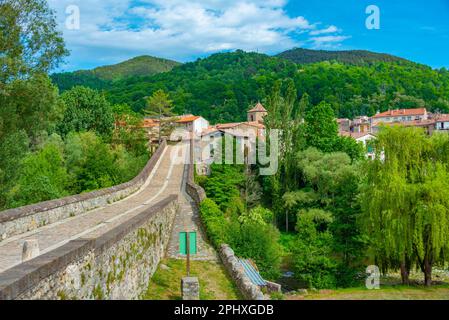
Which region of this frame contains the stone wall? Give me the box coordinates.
[0,195,179,300]
[218,244,266,300]
[0,140,167,242]
[185,139,206,205]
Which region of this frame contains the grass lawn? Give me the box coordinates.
[286,285,449,300]
[143,259,242,300]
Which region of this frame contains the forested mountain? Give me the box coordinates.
[89,55,181,80]
[51,55,181,92]
[51,50,449,123]
[276,48,410,66]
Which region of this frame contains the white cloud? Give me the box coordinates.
[309,35,352,49]
[309,25,340,36]
[47,0,350,70]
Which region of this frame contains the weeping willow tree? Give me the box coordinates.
[360,126,449,286]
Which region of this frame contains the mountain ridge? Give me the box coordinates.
[276,48,412,66]
[51,55,181,92]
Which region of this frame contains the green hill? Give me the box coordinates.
[51,55,181,92]
[89,55,181,80]
[276,48,410,66]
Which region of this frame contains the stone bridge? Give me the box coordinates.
[0,139,215,300]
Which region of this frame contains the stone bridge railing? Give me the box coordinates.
[0,195,179,300]
[185,138,206,205]
[0,140,167,242]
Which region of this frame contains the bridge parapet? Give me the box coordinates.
[0,140,167,242]
[185,138,206,206]
[0,195,179,300]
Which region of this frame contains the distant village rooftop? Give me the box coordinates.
[372,108,427,118]
[175,115,201,123]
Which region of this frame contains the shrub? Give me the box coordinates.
[291,209,338,289]
[230,222,282,280]
[6,140,69,207]
[200,198,228,247]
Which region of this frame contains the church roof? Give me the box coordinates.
[248,102,267,113]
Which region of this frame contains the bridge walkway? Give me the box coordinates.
[0,144,184,273]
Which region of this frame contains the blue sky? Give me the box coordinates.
[48,0,449,71]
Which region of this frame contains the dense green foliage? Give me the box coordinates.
[277,48,409,66]
[51,55,180,92]
[5,130,149,208]
[6,137,69,208]
[57,86,115,138]
[360,127,449,286]
[0,0,68,86]
[51,50,449,124]
[198,163,281,279]
[82,55,180,81]
[0,0,68,208]
[261,83,366,288]
[292,209,338,289]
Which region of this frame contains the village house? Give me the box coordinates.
[339,131,376,159]
[371,108,428,126]
[338,107,449,159]
[337,118,351,132]
[434,114,449,131]
[351,116,371,133]
[175,115,210,135]
[337,116,371,135]
[195,103,268,175]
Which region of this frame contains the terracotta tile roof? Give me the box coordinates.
[216,122,241,129]
[339,131,374,139]
[248,102,267,113]
[176,115,201,123]
[373,120,436,128]
[435,114,449,122]
[142,118,159,128]
[200,127,221,136]
[246,121,265,129]
[373,108,427,118]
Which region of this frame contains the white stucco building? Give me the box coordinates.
[435,115,449,131]
[175,115,210,135]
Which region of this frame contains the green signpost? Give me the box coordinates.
[179,232,197,255]
[180,231,197,277]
